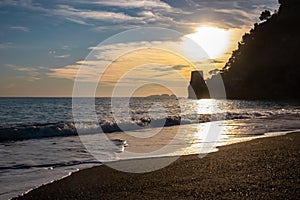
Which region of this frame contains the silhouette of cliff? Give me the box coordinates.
[209,0,300,100]
[188,71,209,99]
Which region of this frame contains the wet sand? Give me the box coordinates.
[14,132,300,199]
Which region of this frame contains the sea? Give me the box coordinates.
[0,97,299,199]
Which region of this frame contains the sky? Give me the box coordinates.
[0,0,279,97]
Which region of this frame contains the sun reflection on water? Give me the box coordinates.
[195,99,221,114]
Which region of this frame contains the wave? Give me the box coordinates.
[0,111,297,142]
[0,123,77,142]
[0,160,102,171]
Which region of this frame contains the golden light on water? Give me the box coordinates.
[196,99,219,114]
[185,26,231,59]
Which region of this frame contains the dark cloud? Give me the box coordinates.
[149,65,189,72]
[210,59,224,64]
[172,65,189,70]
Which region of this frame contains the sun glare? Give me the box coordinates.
[185,26,230,59]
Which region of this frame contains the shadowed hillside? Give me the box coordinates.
[208,0,300,100]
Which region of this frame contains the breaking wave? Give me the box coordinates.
[1,110,298,142]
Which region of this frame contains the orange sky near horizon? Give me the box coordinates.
[0,26,248,97]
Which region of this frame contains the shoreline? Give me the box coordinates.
[13,131,300,199]
[14,128,298,198]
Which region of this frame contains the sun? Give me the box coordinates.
[185,26,230,59]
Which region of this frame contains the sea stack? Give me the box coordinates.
[188,71,209,99]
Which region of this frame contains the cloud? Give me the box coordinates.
[61,45,72,50]
[199,59,226,64]
[48,50,56,54]
[53,5,139,24]
[54,54,70,58]
[0,0,32,7]
[47,60,104,82]
[65,17,91,25]
[212,59,226,64]
[7,64,45,81]
[0,0,48,13]
[0,0,279,32]
[1,1,142,26]
[47,64,80,80]
[179,0,279,28]
[51,4,181,27]
[47,38,212,84]
[79,0,172,9]
[0,0,184,29]
[172,64,190,70]
[9,26,30,32]
[0,42,13,49]
[68,0,186,14]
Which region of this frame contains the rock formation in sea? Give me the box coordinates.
[188,71,209,99]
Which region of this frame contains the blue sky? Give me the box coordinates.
[0,0,279,97]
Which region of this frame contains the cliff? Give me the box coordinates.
[208,0,300,100]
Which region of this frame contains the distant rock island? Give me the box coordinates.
[146,94,177,99]
[190,0,300,100]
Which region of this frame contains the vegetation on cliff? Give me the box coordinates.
[209,0,300,100]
